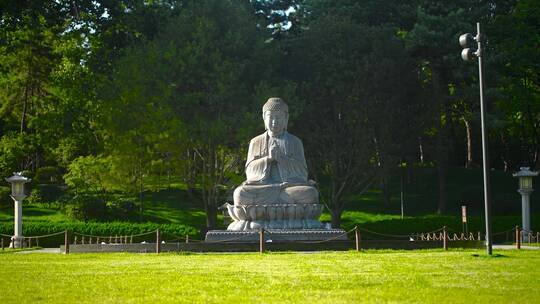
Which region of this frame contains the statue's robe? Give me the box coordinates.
[233,131,318,205]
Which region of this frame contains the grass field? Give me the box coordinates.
[1,249,539,303]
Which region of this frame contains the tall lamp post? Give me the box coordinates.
[5,172,31,248]
[513,167,537,242]
[459,22,493,255]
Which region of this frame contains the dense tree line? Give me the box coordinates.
[0,0,538,229]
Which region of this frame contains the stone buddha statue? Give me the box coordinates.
[227,98,323,231]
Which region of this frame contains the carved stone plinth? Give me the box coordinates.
[226,203,324,231]
[205,229,348,242]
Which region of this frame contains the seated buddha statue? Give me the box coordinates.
[228,97,322,230]
[233,97,319,205]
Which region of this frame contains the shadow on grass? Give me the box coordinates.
[142,207,206,225]
[144,188,201,209]
[23,207,59,216]
[471,253,508,258]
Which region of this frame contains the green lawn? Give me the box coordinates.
[1,250,539,303]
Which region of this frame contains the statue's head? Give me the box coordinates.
[262,97,289,137]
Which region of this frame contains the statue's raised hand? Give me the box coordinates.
[268,141,280,162]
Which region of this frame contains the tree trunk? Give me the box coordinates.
[20,84,29,133]
[185,149,198,200]
[463,118,473,168]
[330,206,342,228]
[201,143,220,231]
[437,156,448,214]
[418,136,424,164]
[202,180,218,231]
[381,176,391,208]
[205,201,217,231]
[167,154,171,190]
[139,158,144,221]
[433,68,448,214]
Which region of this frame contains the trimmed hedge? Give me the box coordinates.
[0,222,199,247]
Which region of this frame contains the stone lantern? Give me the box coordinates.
[513,167,538,242]
[5,172,31,248]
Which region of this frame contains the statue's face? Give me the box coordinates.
[264,110,288,136]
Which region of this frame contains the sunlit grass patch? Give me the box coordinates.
[0,249,538,303]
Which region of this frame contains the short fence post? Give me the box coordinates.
[515,226,521,250]
[64,230,69,254]
[28,237,32,248]
[259,229,264,254]
[36,237,39,248]
[1,238,3,250]
[529,233,532,245]
[355,226,360,252]
[537,232,539,244]
[185,235,189,244]
[443,226,448,250]
[156,229,161,254]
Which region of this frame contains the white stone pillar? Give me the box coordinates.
[518,189,532,242]
[10,199,23,248]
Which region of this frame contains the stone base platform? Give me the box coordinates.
[205,229,348,242]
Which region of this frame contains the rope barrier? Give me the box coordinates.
[492,227,516,236]
[21,231,66,239]
[0,231,65,239]
[0,226,524,250]
[162,237,202,243]
[356,226,443,239]
[72,230,157,239]
[293,228,356,244]
[182,238,204,243]
[205,232,259,243]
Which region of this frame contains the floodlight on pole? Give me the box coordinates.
[461,48,476,61]
[459,22,493,255]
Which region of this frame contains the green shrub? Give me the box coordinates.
[35,166,63,184]
[37,184,64,203]
[62,195,107,221]
[61,195,140,221]
[25,187,43,204]
[63,155,117,194]
[0,186,11,207]
[108,198,138,220]
[25,184,65,206]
